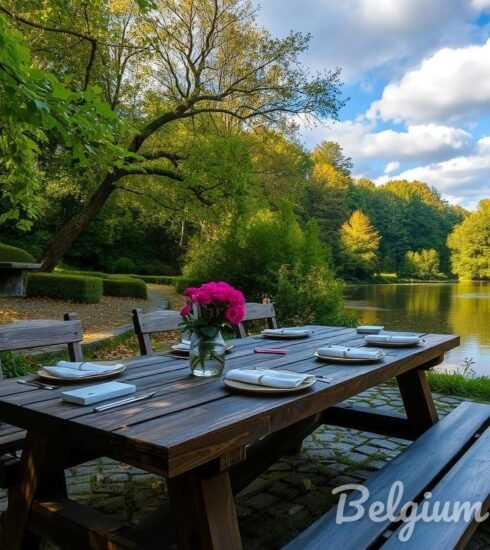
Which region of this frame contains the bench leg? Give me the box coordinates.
[397,368,439,438]
[168,469,242,550]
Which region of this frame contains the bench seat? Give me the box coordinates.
[284,401,490,550]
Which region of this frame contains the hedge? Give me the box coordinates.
[0,243,35,263]
[26,273,103,303]
[103,277,148,299]
[131,274,201,293]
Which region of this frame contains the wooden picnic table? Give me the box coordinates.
[0,326,459,550]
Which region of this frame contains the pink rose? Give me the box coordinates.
[180,305,191,317]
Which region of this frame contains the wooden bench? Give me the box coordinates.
[235,302,278,338]
[131,308,182,355]
[284,401,490,550]
[0,314,84,497]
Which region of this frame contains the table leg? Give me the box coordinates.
[0,431,67,550]
[168,469,242,550]
[396,368,439,438]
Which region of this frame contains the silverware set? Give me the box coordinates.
[17,379,58,390]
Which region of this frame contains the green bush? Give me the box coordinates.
[133,275,177,285]
[26,273,103,303]
[103,277,148,299]
[0,243,35,263]
[138,264,157,275]
[112,257,136,274]
[154,262,179,276]
[57,269,107,278]
[175,277,202,294]
[0,351,33,378]
[274,264,356,327]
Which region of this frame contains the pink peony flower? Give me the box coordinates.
[225,305,245,325]
[194,290,213,305]
[180,304,191,317]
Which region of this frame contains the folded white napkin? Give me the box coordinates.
[262,328,310,336]
[225,369,315,388]
[43,361,124,379]
[364,335,421,345]
[316,345,384,360]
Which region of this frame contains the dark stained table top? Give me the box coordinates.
[0,326,459,477]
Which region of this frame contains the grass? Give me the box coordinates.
[426,370,490,403]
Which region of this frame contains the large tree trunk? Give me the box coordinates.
[39,172,121,271]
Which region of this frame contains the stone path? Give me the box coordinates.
[2,385,489,549]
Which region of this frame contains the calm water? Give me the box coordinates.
[344,282,490,376]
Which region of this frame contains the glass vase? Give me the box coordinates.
[189,330,226,377]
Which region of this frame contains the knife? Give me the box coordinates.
[93,392,156,412]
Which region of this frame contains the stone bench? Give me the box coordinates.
[0,263,41,296]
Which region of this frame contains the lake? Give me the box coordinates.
[344,282,490,377]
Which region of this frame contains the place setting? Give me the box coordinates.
[36,360,126,382]
[222,367,327,393]
[258,327,314,339]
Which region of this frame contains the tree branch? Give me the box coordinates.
[116,185,179,211]
[0,6,97,90]
[122,165,184,181]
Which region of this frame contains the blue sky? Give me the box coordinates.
[257,0,490,209]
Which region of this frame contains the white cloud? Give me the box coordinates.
[302,120,472,163]
[384,161,400,174]
[258,0,479,81]
[367,39,490,123]
[375,137,490,208]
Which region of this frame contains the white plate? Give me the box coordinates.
[170,342,234,355]
[261,330,311,339]
[223,377,316,394]
[357,325,385,334]
[364,340,421,348]
[37,364,126,382]
[314,352,384,364]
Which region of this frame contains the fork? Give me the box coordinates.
[17,379,58,390]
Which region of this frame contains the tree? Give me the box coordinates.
[401,249,441,279]
[447,200,490,280]
[310,141,353,176]
[2,0,345,270]
[340,210,380,278]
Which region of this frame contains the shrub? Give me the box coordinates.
[133,275,177,285]
[175,276,202,294]
[154,262,179,276]
[112,257,136,274]
[26,273,103,303]
[138,264,157,275]
[274,264,356,327]
[103,277,148,299]
[57,269,107,278]
[0,243,35,263]
[0,351,33,378]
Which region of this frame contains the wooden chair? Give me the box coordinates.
[0,313,84,495]
[132,308,182,355]
[235,302,278,338]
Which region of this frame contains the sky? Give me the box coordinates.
[257,0,490,209]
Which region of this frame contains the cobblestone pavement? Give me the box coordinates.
[2,385,489,549]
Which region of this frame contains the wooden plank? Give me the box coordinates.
[29,497,142,550]
[397,368,439,437]
[283,402,490,550]
[236,302,277,338]
[0,318,83,351]
[322,404,414,440]
[384,427,490,549]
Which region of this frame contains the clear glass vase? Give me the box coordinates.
[189,330,226,377]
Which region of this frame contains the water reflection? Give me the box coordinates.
[345,282,490,376]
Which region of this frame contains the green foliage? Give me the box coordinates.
[426,371,490,403]
[0,14,131,229]
[340,210,380,278]
[26,272,103,303]
[112,257,136,274]
[102,277,148,299]
[274,264,356,327]
[401,249,443,279]
[175,277,203,294]
[447,200,490,279]
[310,141,353,176]
[0,351,33,378]
[183,206,320,298]
[0,243,35,262]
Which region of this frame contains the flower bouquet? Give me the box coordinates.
[180,282,246,376]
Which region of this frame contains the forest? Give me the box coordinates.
[0,0,488,306]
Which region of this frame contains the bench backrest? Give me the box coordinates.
[0,313,84,379]
[132,309,182,355]
[235,302,278,338]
